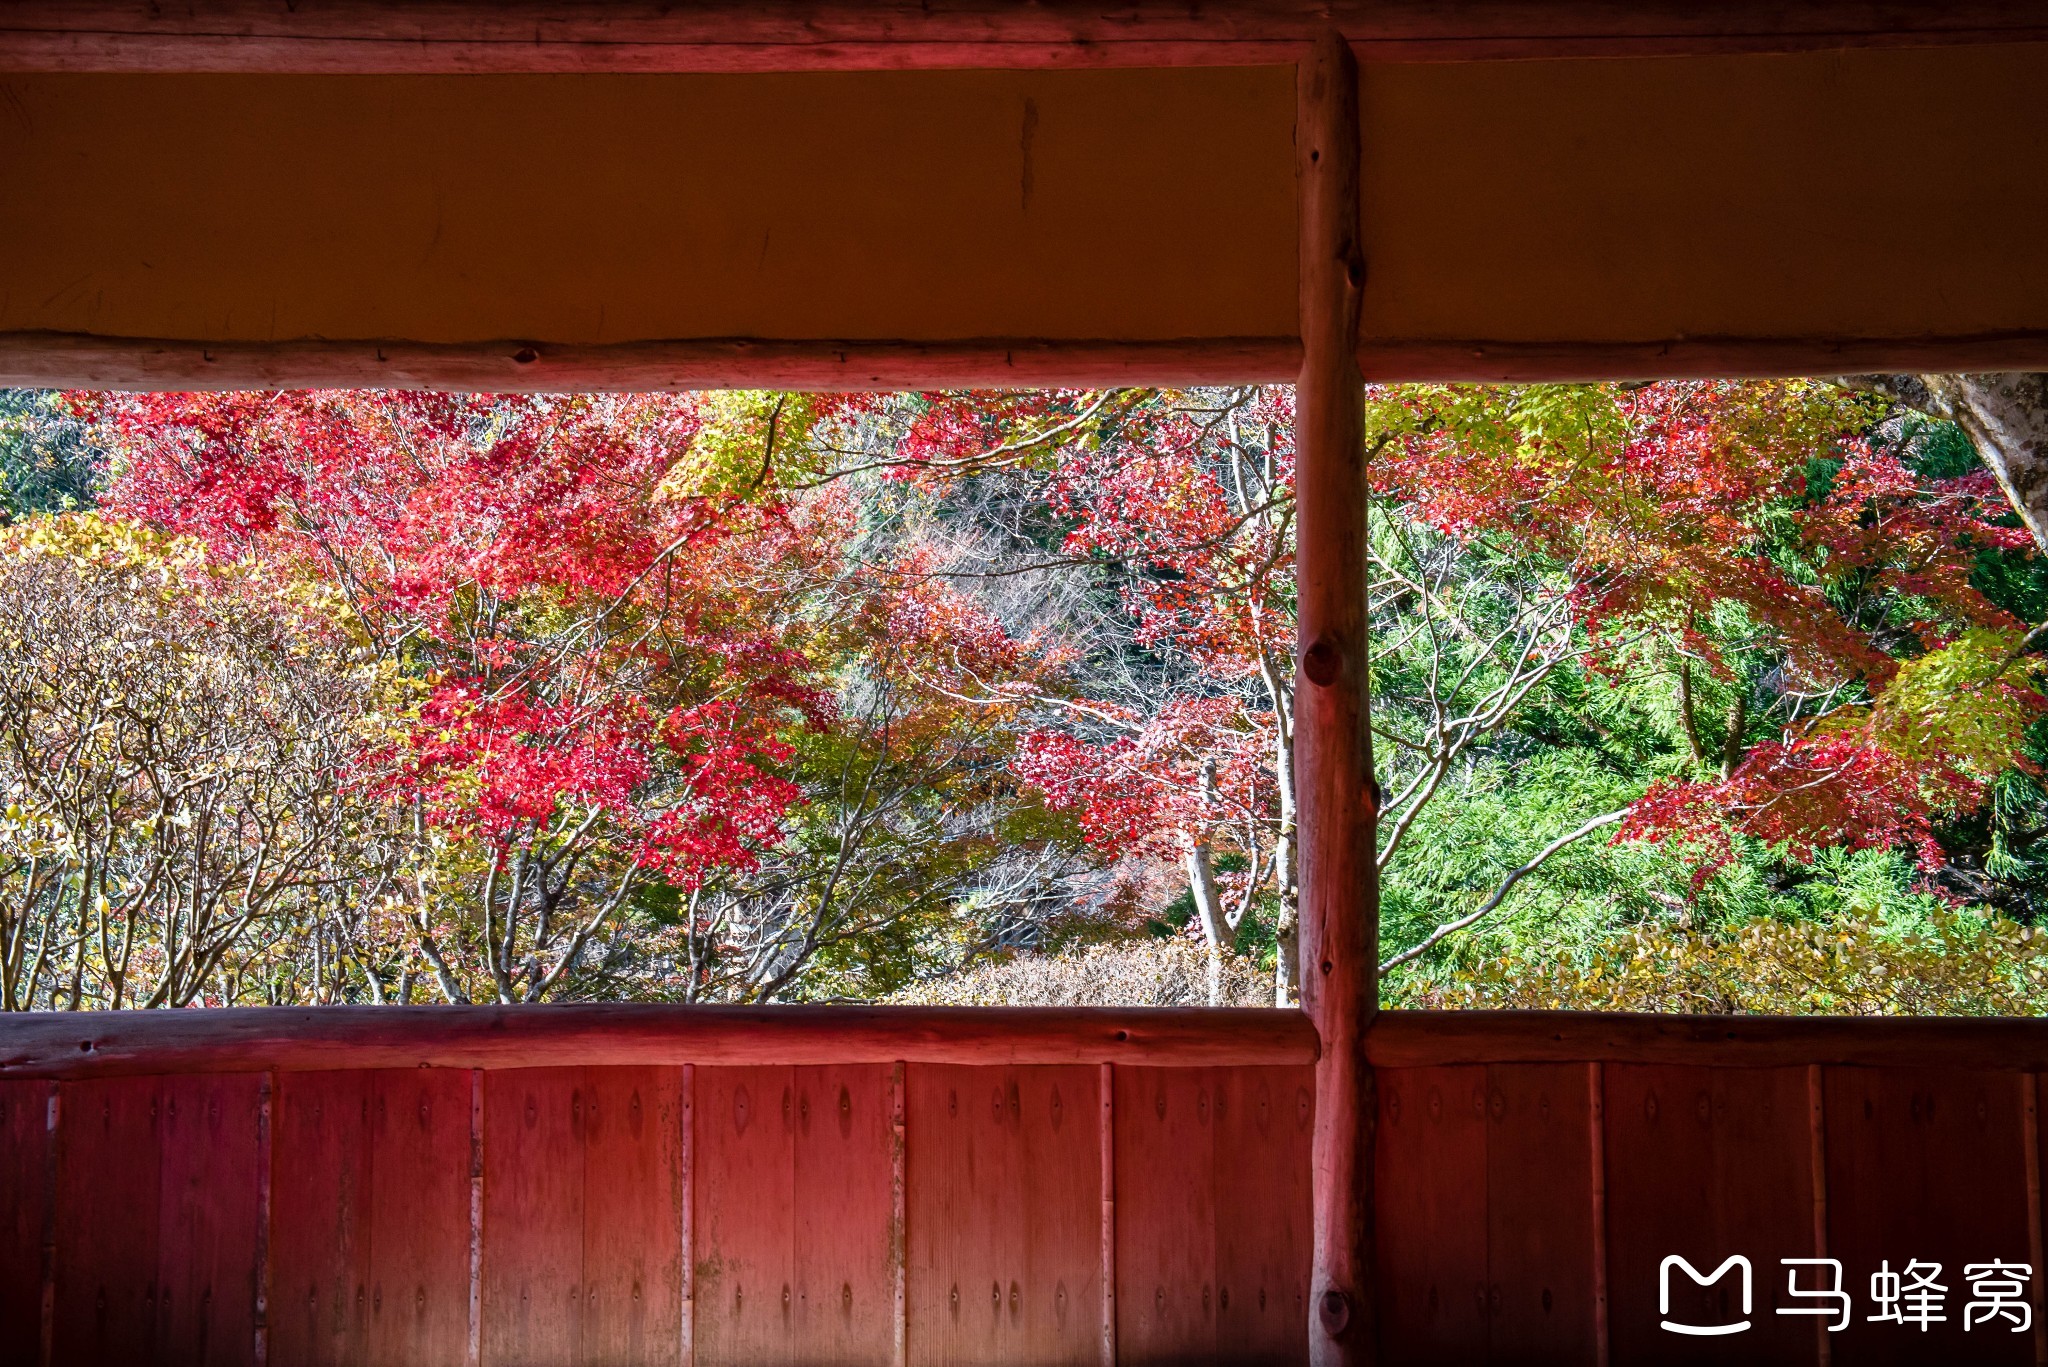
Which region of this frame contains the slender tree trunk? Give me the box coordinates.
[1721,688,1749,779]
[1675,624,1706,768]
[1184,758,1231,1006]
[1266,662,1302,1006]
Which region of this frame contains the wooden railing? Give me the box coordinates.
[0,1005,1317,1367]
[8,1005,2048,1364]
[1371,1010,2048,1366]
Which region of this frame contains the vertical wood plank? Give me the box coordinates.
[693,1065,796,1367]
[468,1070,482,1367]
[689,1064,897,1367]
[367,1070,474,1367]
[680,1064,694,1367]
[155,1072,265,1366]
[269,1071,373,1367]
[791,1065,896,1366]
[1372,1066,1486,1366]
[52,1076,161,1363]
[254,1073,273,1367]
[892,1062,907,1367]
[1827,1067,2032,1366]
[1589,1063,1609,1367]
[1604,1066,1814,1367]
[0,1081,55,1367]
[1098,1063,1114,1367]
[1293,25,1374,1367]
[1484,1064,1598,1365]
[38,1085,54,1367]
[906,1065,1100,1367]
[1113,1068,1218,1365]
[581,1067,684,1367]
[1808,1065,1830,1367]
[1212,1066,1315,1367]
[482,1068,586,1367]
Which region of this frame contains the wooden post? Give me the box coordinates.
[1294,27,1375,1367]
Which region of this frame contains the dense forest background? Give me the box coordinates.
[3,381,2046,1014]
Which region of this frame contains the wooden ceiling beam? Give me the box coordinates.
[16,331,2048,395]
[0,333,1305,395]
[2,1,2045,73]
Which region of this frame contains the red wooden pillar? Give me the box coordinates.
[1294,28,1376,1367]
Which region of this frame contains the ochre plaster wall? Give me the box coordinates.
[0,68,1298,344]
[1360,43,2048,346]
[4,43,2048,353]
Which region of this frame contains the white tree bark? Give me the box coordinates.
[1840,373,2048,553]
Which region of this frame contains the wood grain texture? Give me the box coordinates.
[1825,1067,2033,1365]
[1214,1067,1315,1367]
[269,1072,374,1367]
[482,1070,586,1366]
[0,333,1301,396]
[154,1073,265,1366]
[693,1067,794,1367]
[51,1075,163,1362]
[20,330,2048,395]
[0,1004,1316,1079]
[1603,1065,1814,1366]
[371,1071,475,1367]
[2,0,2043,72]
[1483,1064,1599,1365]
[1113,1066,1315,1366]
[1114,1069,1219,1365]
[0,1081,54,1367]
[269,1069,475,1367]
[1293,27,1374,1367]
[692,1065,894,1366]
[1369,1010,2048,1069]
[906,1065,1101,1366]
[790,1067,897,1365]
[580,1067,683,1367]
[1373,1067,1489,1365]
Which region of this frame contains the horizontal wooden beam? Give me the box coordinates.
[1368,1009,2048,1069]
[16,1003,2048,1078]
[0,1003,1320,1079]
[1,1,2043,73]
[16,331,2048,395]
[1360,331,2048,383]
[0,332,1303,394]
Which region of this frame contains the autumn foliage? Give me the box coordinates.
[0,377,2040,1011]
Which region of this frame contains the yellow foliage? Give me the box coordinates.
[1400,908,2048,1015]
[1869,626,2039,785]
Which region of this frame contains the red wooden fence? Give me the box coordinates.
[7,1006,2048,1364]
[0,1006,1316,1367]
[1372,1012,2048,1366]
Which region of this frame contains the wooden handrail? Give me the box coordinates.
[1368,1008,2048,1068]
[0,1003,1319,1079]
[17,1003,2048,1081]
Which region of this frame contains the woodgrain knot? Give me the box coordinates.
[1318,1288,1351,1336]
[1302,639,1341,687]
